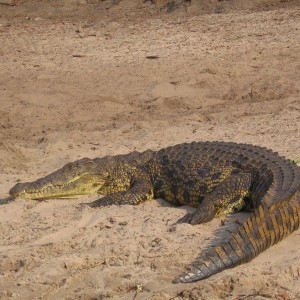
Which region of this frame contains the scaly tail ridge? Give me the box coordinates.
[173,194,300,283]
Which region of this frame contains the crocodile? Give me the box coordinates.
[9,141,300,283]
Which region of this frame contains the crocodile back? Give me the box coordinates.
[155,141,300,209]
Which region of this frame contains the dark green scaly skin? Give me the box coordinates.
[9,141,300,283]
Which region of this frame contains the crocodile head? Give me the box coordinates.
[9,158,109,200]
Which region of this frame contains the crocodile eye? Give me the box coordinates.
[80,158,95,164]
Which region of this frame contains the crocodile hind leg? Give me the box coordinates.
[87,179,154,207]
[177,172,253,225]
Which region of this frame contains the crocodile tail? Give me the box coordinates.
[173,193,300,283]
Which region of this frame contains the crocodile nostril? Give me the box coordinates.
[9,183,23,196]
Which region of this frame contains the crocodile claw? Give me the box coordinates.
[176,209,216,225]
[81,197,115,208]
[176,213,194,224]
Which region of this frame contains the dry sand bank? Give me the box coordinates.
[0,1,299,299]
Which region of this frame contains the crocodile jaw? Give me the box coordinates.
[9,176,104,200]
[9,158,107,200]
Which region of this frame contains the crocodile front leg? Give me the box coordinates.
[177,172,253,224]
[88,179,154,207]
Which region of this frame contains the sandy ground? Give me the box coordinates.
[0,1,300,299]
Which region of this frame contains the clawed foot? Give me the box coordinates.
[176,213,195,224]
[176,208,216,225]
[78,202,94,208]
[78,202,104,209]
[79,197,114,208]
